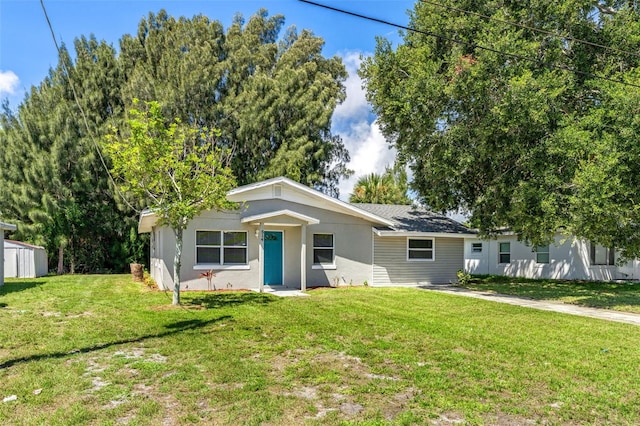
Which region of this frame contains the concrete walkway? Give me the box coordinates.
[257,285,309,297]
[419,284,640,326]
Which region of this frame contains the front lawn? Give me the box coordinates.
[1,275,639,425]
[459,275,640,313]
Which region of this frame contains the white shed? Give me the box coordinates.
[1,222,17,286]
[4,239,48,279]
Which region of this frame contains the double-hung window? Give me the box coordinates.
[407,238,434,261]
[471,242,482,253]
[313,234,334,266]
[196,230,247,265]
[499,242,510,264]
[534,245,550,264]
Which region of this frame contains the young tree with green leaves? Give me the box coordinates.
[361,1,640,258]
[104,100,236,304]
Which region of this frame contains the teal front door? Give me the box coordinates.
[264,231,283,285]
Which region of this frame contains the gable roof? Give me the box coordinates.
[226,177,395,227]
[353,204,474,237]
[139,177,395,233]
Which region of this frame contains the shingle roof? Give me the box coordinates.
[352,204,473,235]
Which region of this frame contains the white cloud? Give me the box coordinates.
[0,70,19,96]
[337,119,396,199]
[333,51,396,200]
[333,51,370,125]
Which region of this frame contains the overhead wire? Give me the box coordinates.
[298,0,640,89]
[419,0,640,60]
[39,0,140,214]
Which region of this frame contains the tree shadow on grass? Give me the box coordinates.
[0,315,232,370]
[0,280,46,296]
[465,275,640,311]
[184,291,278,310]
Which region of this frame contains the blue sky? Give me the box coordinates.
[0,0,415,198]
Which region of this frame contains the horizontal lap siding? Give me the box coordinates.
[373,236,463,285]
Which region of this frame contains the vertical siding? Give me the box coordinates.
[373,236,463,285]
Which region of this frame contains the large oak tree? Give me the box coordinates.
[361,0,640,258]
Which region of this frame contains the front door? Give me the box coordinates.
[264,231,283,285]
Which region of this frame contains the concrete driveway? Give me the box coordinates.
[419,284,640,326]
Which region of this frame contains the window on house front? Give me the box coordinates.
[534,245,550,264]
[223,232,248,264]
[196,230,247,265]
[499,242,510,264]
[407,238,434,261]
[313,234,334,265]
[590,242,615,266]
[471,242,482,253]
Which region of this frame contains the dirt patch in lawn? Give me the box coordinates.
[269,349,414,421]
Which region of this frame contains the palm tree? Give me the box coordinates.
[349,166,411,204]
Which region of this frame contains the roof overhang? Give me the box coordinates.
[0,222,16,231]
[373,229,476,239]
[138,210,159,234]
[4,239,45,250]
[241,209,320,226]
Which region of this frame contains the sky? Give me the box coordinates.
[0,0,416,199]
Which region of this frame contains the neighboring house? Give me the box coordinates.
[0,222,17,286]
[139,177,474,291]
[464,233,640,281]
[4,240,48,278]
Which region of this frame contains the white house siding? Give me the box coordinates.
[373,236,463,285]
[464,235,638,281]
[149,200,375,291]
[250,200,374,287]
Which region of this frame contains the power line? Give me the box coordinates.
[39,0,140,214]
[298,0,640,89]
[420,0,640,60]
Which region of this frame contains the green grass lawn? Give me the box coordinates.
[1,275,640,425]
[460,275,640,313]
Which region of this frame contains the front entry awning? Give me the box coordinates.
[240,209,319,226]
[242,210,318,294]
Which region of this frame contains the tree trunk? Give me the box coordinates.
[69,237,75,274]
[57,245,64,275]
[173,226,183,305]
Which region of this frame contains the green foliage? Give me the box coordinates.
[105,100,236,231]
[0,39,139,273]
[361,1,640,257]
[0,9,348,273]
[119,9,350,195]
[456,269,471,286]
[104,100,236,304]
[349,165,412,204]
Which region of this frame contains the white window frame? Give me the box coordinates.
[471,242,482,253]
[312,233,336,270]
[590,242,615,266]
[498,242,510,264]
[534,245,550,264]
[407,238,435,262]
[194,230,249,270]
